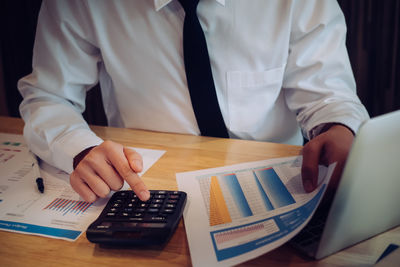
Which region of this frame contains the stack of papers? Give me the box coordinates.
[0,133,165,241]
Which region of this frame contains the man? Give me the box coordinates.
[18,0,369,203]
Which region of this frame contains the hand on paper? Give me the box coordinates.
[301,124,354,198]
[70,140,150,203]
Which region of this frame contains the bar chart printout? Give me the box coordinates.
[177,156,335,267]
[202,167,295,226]
[43,198,93,216]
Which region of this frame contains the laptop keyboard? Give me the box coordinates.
[291,207,329,248]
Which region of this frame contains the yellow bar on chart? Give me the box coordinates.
[209,176,232,226]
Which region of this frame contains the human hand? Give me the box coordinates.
[301,124,354,198]
[70,140,150,203]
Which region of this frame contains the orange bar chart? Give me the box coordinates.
[209,176,232,226]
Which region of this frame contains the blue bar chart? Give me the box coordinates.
[254,168,295,209]
[221,174,253,218]
[199,167,296,226]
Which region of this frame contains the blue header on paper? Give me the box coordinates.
[0,220,81,240]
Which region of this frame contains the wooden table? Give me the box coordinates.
[0,116,398,266]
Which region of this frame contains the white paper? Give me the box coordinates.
[176,156,335,267]
[0,133,165,241]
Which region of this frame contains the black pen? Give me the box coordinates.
[30,151,44,193]
[36,177,44,193]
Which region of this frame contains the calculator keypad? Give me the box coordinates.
[104,190,182,224]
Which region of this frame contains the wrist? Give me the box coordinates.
[322,123,355,136]
[73,146,97,169]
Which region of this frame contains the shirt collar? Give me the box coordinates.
[154,0,225,12]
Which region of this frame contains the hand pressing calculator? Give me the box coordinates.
[86,190,187,246]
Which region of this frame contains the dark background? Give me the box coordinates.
[1,0,399,126]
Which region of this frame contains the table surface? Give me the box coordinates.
[0,116,398,267]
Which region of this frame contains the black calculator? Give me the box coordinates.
[86,190,187,246]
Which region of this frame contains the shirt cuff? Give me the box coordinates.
[305,117,366,140]
[51,129,103,174]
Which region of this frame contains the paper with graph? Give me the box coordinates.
[177,156,335,267]
[0,133,165,241]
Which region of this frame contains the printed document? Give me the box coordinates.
[177,156,335,266]
[0,133,165,241]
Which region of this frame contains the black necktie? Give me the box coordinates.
[178,0,229,138]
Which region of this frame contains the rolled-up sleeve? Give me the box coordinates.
[283,0,369,140]
[18,0,103,173]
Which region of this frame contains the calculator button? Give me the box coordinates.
[106,212,117,217]
[96,222,113,229]
[168,195,180,199]
[152,199,163,204]
[150,204,161,208]
[162,209,174,214]
[132,213,144,217]
[167,199,178,204]
[135,208,146,213]
[139,198,152,204]
[147,208,159,213]
[154,194,166,199]
[165,204,176,209]
[123,208,133,212]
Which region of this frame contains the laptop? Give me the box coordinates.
[290,109,400,259]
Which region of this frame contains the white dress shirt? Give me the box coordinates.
[18,0,369,174]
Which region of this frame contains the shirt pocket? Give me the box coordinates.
[226,67,285,133]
